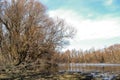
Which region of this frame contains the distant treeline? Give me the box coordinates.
[54,44,120,63]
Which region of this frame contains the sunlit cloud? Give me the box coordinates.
[40,0,120,50]
[49,9,120,40]
[105,0,113,6]
[49,9,120,50]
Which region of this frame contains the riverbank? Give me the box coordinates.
[0,69,120,80]
[59,63,120,73]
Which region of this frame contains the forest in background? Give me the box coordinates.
[55,44,120,64]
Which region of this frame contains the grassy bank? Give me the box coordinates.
[0,67,120,80]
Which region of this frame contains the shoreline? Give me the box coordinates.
[0,70,120,80]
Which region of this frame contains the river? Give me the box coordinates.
[59,63,120,73]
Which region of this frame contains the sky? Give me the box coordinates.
[40,0,120,51]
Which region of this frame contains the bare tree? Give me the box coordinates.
[0,0,75,67]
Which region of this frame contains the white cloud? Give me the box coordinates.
[48,9,120,50]
[105,0,113,6]
[49,9,120,40]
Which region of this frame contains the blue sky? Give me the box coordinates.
[40,0,120,50]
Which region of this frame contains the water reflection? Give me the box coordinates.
[59,63,120,73]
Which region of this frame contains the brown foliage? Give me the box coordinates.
[58,44,120,63]
[0,0,75,67]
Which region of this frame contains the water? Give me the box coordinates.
[59,63,120,73]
